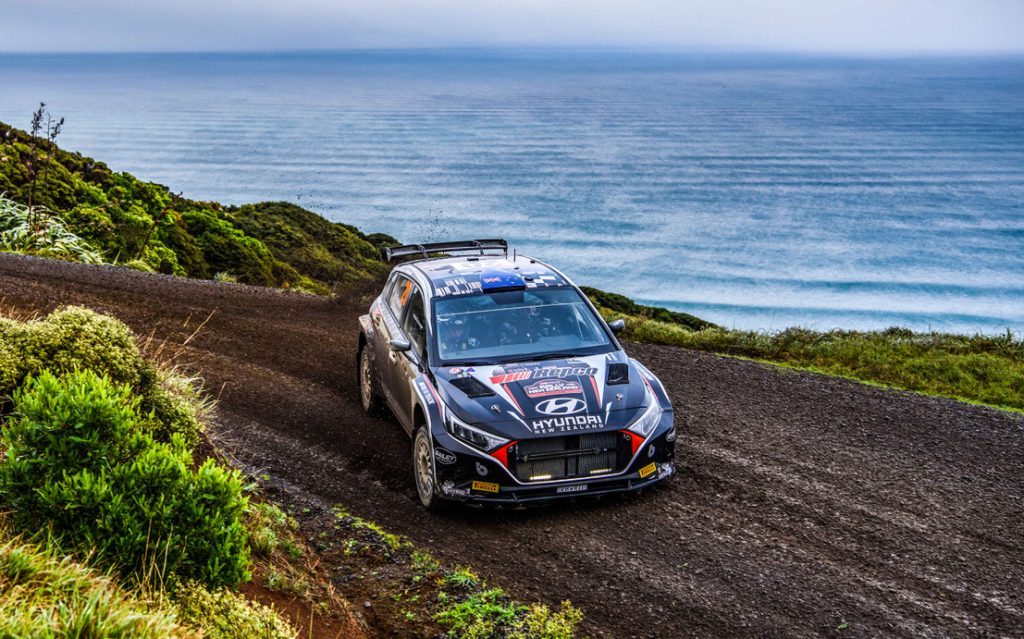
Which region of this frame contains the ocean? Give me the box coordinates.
[1,50,1022,334]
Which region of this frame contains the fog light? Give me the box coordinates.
[529,474,552,481]
[588,467,612,475]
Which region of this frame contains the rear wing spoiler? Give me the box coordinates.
[383,239,508,262]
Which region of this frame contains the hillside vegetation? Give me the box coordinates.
[599,308,1024,411]
[1,119,393,292]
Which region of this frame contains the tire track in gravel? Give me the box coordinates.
[2,252,1022,639]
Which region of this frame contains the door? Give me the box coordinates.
[387,284,427,431]
[374,273,411,412]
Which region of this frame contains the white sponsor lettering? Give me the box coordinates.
[489,366,597,385]
[528,414,604,434]
[524,378,582,398]
[556,484,588,494]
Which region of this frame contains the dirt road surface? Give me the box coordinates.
[2,252,1022,638]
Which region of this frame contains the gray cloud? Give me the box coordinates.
[2,0,1022,53]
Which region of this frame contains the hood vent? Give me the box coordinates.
[606,363,629,385]
[449,376,496,398]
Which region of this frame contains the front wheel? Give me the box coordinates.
[413,427,447,512]
[358,344,384,415]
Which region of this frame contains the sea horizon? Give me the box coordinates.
[2,49,1021,334]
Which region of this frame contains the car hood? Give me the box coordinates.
[431,352,650,439]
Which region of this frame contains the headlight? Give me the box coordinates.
[626,388,661,438]
[444,409,509,452]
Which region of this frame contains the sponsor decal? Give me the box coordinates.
[489,366,598,385]
[434,448,457,465]
[524,378,582,398]
[439,480,470,498]
[556,484,588,494]
[535,397,587,416]
[435,277,483,298]
[415,379,435,405]
[638,462,657,479]
[490,370,530,384]
[475,462,489,476]
[529,414,604,434]
[471,480,499,493]
[449,367,463,375]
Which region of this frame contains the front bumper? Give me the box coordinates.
[429,412,677,506]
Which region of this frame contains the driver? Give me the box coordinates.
[439,318,471,355]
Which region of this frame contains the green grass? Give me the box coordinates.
[172,579,297,639]
[602,308,1024,412]
[0,529,192,638]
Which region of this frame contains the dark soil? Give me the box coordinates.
[2,252,1022,639]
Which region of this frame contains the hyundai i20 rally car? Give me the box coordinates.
[357,239,676,510]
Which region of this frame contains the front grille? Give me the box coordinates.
[512,432,624,482]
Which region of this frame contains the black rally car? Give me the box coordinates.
[357,240,676,509]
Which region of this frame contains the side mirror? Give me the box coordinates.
[390,337,411,352]
[608,319,626,334]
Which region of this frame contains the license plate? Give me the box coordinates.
[556,484,588,494]
[638,463,657,479]
[471,480,499,493]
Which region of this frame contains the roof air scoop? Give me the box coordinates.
[480,269,526,292]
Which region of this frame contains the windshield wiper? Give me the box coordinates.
[529,352,580,362]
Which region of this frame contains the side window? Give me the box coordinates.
[403,289,427,360]
[386,275,413,320]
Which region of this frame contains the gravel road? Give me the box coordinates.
[2,252,1021,638]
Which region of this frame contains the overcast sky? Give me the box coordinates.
[3,0,1023,54]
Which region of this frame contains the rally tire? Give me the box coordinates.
[358,344,384,415]
[413,427,448,512]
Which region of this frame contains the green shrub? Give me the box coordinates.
[125,257,156,273]
[434,588,524,639]
[511,602,584,639]
[173,579,297,639]
[0,318,20,394]
[0,306,203,446]
[12,306,150,391]
[432,568,584,639]
[0,533,191,638]
[0,369,250,587]
[229,201,389,288]
[140,382,204,447]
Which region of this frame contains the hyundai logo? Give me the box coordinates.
[535,397,586,416]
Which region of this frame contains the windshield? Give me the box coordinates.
[433,287,614,365]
